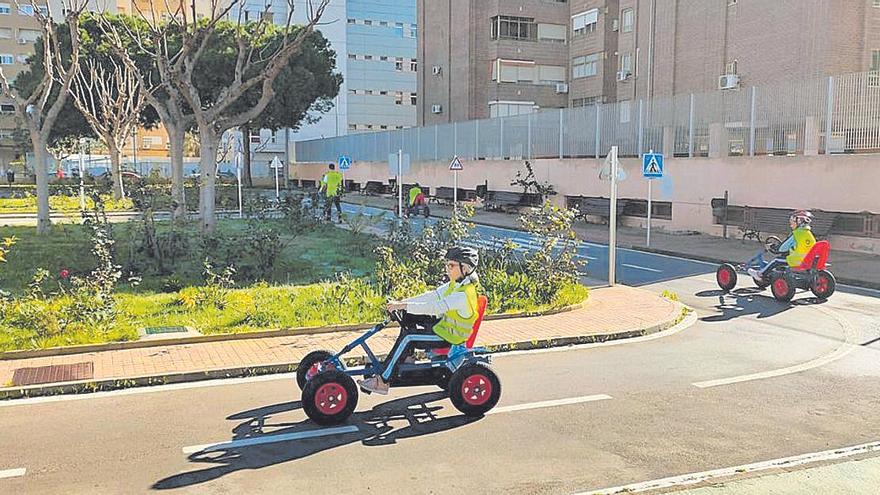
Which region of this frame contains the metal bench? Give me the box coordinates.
[363,181,386,195]
[741,207,838,242]
[435,186,476,203]
[566,196,629,225]
[484,190,542,212]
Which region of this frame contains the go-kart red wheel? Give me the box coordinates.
[716,263,738,292]
[811,270,836,300]
[296,350,335,390]
[448,363,501,416]
[302,370,358,426]
[770,273,796,302]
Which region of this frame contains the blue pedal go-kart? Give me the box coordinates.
[716,236,836,302]
[295,296,500,425]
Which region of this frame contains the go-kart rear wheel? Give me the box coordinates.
[302,370,358,426]
[716,263,738,292]
[296,350,335,390]
[448,363,501,417]
[811,270,836,300]
[770,273,796,302]
[423,205,430,218]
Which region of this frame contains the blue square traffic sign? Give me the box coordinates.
[338,155,352,171]
[642,153,663,179]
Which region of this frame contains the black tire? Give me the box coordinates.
[811,270,836,300]
[716,263,738,292]
[296,350,334,390]
[770,272,796,302]
[302,370,359,426]
[448,363,501,417]
[423,206,430,218]
[754,275,771,290]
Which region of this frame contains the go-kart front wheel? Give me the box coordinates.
[302,370,358,426]
[716,263,738,292]
[811,270,836,300]
[296,350,335,390]
[770,273,796,302]
[448,363,501,417]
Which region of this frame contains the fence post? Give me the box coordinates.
[595,103,601,159]
[500,116,504,159]
[558,109,564,159]
[475,119,480,159]
[824,76,835,154]
[749,86,757,156]
[453,122,458,157]
[527,113,532,160]
[688,93,695,157]
[637,99,644,157]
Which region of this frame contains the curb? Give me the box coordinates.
[0,302,686,401]
[347,201,880,292]
[0,303,586,361]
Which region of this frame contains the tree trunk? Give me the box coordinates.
[242,124,254,188]
[108,141,124,200]
[167,124,186,220]
[198,128,219,233]
[32,135,51,234]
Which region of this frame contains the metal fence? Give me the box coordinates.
[296,70,880,163]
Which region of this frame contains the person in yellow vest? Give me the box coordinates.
[408,183,423,207]
[358,247,480,395]
[319,163,344,223]
[785,209,816,267]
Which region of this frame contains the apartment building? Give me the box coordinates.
[419,0,880,125]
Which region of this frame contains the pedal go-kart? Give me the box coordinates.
[395,193,431,218]
[296,296,500,425]
[716,236,836,302]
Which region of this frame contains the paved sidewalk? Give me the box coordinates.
[345,195,880,289]
[0,285,682,399]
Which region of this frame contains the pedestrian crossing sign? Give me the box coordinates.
[338,155,352,171]
[449,156,464,171]
[642,152,664,179]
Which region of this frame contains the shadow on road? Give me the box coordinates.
[696,287,797,321]
[152,392,478,490]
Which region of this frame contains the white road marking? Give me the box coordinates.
[692,305,858,388]
[182,425,360,454]
[621,263,662,273]
[0,468,26,480]
[487,395,612,415]
[575,440,880,495]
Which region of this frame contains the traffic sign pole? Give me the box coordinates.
[609,146,618,287]
[397,149,403,222]
[647,179,652,247]
[454,170,458,213]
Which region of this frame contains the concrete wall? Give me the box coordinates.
[293,154,880,253]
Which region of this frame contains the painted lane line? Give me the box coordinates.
[182,425,360,454]
[0,468,26,480]
[692,305,858,388]
[576,440,880,495]
[487,394,612,415]
[621,263,662,273]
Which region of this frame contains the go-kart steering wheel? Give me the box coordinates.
[764,236,783,254]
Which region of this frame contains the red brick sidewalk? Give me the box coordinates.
[0,285,683,399]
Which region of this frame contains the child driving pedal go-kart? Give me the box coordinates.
[744,209,816,285]
[359,246,481,395]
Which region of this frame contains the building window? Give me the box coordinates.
[364,55,373,60]
[17,4,33,15]
[348,54,356,59]
[725,60,738,75]
[348,89,357,95]
[620,53,632,73]
[394,22,403,37]
[396,126,404,130]
[380,56,388,61]
[492,59,537,83]
[143,136,163,148]
[410,93,417,105]
[364,19,372,26]
[379,20,388,26]
[0,4,9,15]
[621,8,634,33]
[16,54,28,63]
[0,104,15,113]
[571,9,598,35]
[491,15,537,41]
[875,0,880,7]
[410,59,418,72]
[348,124,357,131]
[871,50,880,71]
[0,54,13,65]
[395,91,403,105]
[379,90,388,95]
[537,23,566,43]
[395,57,403,71]
[365,89,373,95]
[410,24,417,38]
[572,53,599,78]
[18,29,40,42]
[538,65,566,84]
[619,100,631,124]
[0,28,11,39]
[380,125,388,130]
[347,18,355,24]
[572,96,599,107]
[488,101,535,118]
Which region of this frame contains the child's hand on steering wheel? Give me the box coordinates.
[386,301,407,312]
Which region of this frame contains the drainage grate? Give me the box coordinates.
[144,326,189,335]
[12,362,94,386]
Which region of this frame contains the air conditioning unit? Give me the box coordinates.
[431,104,443,114]
[616,70,631,82]
[250,136,262,144]
[718,73,740,90]
[17,39,28,45]
[431,65,442,75]
[555,83,569,94]
[612,19,619,32]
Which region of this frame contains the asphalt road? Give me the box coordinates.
[2,259,879,493]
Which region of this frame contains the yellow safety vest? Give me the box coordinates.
[409,187,423,206]
[786,227,816,267]
[323,171,343,197]
[432,282,479,345]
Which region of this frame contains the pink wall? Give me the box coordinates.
[293,155,880,253]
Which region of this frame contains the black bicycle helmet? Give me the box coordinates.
[445,246,479,270]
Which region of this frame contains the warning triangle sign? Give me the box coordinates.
[646,156,660,174]
[449,156,464,171]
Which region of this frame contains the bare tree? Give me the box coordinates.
[70,58,151,200]
[0,1,87,234]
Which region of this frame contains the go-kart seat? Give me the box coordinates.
[430,295,489,357]
[793,240,830,272]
